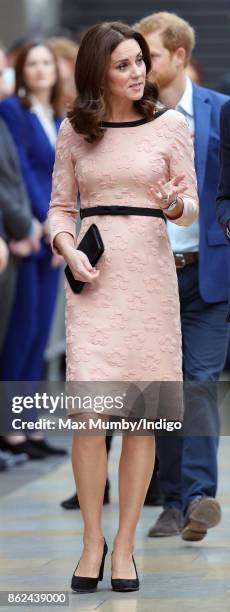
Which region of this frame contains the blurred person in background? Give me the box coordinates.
[0,225,9,471]
[0,41,67,459]
[0,44,7,98]
[186,58,204,86]
[6,38,30,68]
[0,117,42,467]
[136,11,230,542]
[217,73,230,96]
[3,37,34,98]
[0,43,12,99]
[47,37,79,113]
[0,117,41,348]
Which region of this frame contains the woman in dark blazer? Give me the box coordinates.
[0,41,63,383]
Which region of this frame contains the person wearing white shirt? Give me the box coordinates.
[136,11,230,542]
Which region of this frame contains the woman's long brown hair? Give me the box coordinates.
[68,22,159,143]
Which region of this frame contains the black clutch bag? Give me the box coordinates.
[64,223,104,293]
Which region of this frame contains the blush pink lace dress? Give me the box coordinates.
[49,111,198,395]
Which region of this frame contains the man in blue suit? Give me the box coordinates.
[137,12,230,540]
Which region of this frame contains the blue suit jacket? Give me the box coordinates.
[0,96,62,224]
[192,83,229,303]
[216,100,230,235]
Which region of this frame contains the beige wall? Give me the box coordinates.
[0,0,27,47]
[0,0,60,48]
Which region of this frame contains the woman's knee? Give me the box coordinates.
[72,433,107,452]
[122,434,155,451]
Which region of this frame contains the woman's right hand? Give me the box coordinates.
[65,245,100,283]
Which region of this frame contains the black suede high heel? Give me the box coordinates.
[71,538,108,593]
[111,552,140,592]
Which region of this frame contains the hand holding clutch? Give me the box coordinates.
[65,223,104,293]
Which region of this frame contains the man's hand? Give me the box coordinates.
[29,219,43,252]
[9,238,33,257]
[9,220,43,257]
[0,237,9,272]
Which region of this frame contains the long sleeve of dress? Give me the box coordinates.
[48,119,78,252]
[167,111,198,226]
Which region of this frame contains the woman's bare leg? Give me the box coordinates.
[71,433,107,577]
[112,434,155,578]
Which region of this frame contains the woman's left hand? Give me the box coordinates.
[150,173,187,210]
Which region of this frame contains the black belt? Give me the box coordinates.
[174,252,198,269]
[80,205,165,220]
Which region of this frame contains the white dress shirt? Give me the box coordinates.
[30,95,57,148]
[167,77,199,253]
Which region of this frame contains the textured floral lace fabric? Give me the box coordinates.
[49,110,198,409]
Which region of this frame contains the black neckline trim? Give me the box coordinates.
[101,118,148,128]
[101,110,169,128]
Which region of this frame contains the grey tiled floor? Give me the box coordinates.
[0,435,230,611]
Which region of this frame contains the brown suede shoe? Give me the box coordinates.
[147,507,184,537]
[182,496,221,542]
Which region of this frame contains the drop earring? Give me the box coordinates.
[18,86,26,98]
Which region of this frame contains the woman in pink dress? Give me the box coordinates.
[48,22,198,593]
